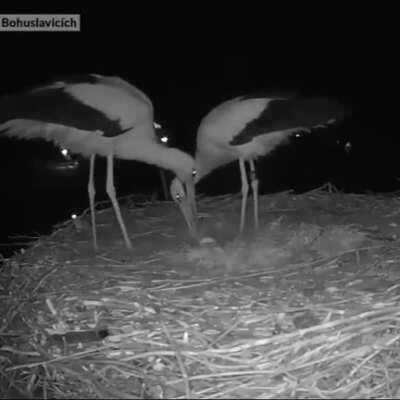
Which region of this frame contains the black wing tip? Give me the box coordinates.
[239,94,351,118]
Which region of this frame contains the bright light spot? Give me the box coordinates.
[295,133,301,138]
[154,122,162,129]
[161,135,168,143]
[71,213,78,220]
[345,141,352,153]
[61,148,69,157]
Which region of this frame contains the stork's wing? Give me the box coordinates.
[0,119,111,157]
[232,97,349,145]
[91,75,153,110]
[0,83,131,138]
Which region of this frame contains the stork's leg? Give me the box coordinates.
[105,154,133,249]
[88,154,98,251]
[238,158,249,233]
[249,159,259,230]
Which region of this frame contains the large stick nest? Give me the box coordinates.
[2,185,400,398]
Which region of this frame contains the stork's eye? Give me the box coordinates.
[192,169,197,178]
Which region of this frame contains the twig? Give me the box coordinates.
[162,323,192,399]
[32,265,62,294]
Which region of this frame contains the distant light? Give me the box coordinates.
[71,213,78,220]
[61,148,69,157]
[154,122,162,129]
[345,141,352,153]
[295,133,301,138]
[161,135,168,143]
[52,161,79,171]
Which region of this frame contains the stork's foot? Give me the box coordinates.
[92,239,99,253]
[124,240,133,250]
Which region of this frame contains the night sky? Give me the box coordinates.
[0,6,398,256]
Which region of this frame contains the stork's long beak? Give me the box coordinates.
[178,181,198,238]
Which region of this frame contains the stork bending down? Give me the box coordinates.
[0,74,197,250]
[171,93,348,234]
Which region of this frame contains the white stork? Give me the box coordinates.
[171,93,348,233]
[0,74,197,250]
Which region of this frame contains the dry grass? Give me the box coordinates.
[2,186,400,398]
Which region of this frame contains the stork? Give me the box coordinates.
[0,74,197,250]
[171,93,348,233]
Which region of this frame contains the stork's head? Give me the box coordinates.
[154,145,198,237]
[170,167,198,238]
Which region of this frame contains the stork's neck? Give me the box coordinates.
[154,146,195,181]
[194,161,212,183]
[114,126,194,181]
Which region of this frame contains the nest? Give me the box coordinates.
[2,185,400,398]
